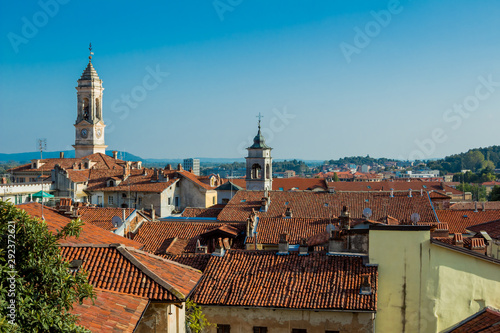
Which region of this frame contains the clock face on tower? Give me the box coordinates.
[96,128,102,138]
[81,129,88,138]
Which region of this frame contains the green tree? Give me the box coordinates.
[456,183,487,202]
[0,201,94,332]
[490,186,500,201]
[333,172,339,182]
[185,299,213,333]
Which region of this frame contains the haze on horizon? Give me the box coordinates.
[1,0,499,161]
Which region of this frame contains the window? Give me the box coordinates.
[253,327,267,333]
[108,196,113,205]
[251,164,262,179]
[122,193,127,198]
[292,330,307,333]
[217,324,230,333]
[175,197,179,207]
[168,198,171,205]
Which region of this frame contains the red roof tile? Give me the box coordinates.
[131,221,245,254]
[164,253,212,272]
[467,219,500,240]
[181,207,223,218]
[72,288,149,333]
[326,180,462,195]
[449,202,500,210]
[436,210,500,234]
[17,202,143,248]
[446,306,500,333]
[60,244,201,301]
[228,178,328,191]
[77,207,135,231]
[218,191,437,223]
[191,250,377,311]
[247,217,334,245]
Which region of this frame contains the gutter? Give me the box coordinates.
[427,191,440,223]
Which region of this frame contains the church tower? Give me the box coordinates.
[73,44,107,158]
[245,115,272,191]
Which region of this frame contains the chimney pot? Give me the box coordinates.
[60,152,64,158]
[177,164,183,171]
[278,234,289,255]
[112,151,118,159]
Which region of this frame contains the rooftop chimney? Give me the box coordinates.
[177,163,183,171]
[195,239,208,254]
[278,234,289,255]
[151,204,155,221]
[284,207,293,218]
[212,238,225,257]
[261,197,269,212]
[60,152,64,159]
[359,274,372,295]
[299,238,308,256]
[409,189,413,198]
[474,201,478,213]
[452,233,463,247]
[339,206,350,230]
[165,164,172,171]
[112,151,118,159]
[122,208,126,222]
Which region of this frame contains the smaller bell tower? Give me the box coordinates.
[73,43,107,158]
[245,114,272,191]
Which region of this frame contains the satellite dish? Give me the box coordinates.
[111,216,123,228]
[362,207,372,219]
[410,213,420,224]
[326,223,335,233]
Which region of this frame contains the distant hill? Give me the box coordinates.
[427,146,500,174]
[0,150,143,163]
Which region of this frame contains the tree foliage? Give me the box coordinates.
[325,155,396,167]
[185,299,212,333]
[456,184,488,202]
[490,186,500,201]
[0,201,94,332]
[428,145,500,174]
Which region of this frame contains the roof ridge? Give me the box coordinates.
[123,245,203,273]
[91,287,150,300]
[114,245,186,300]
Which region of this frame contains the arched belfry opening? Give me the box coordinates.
[245,113,273,191]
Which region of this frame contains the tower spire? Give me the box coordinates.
[256,112,263,130]
[88,42,94,61]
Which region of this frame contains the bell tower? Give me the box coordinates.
[245,114,272,191]
[73,43,107,158]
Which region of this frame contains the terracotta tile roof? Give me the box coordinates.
[326,180,462,195]
[131,221,245,254]
[9,153,126,173]
[72,288,149,333]
[246,217,334,245]
[228,178,328,191]
[450,202,500,210]
[482,181,500,186]
[445,306,500,333]
[218,191,437,223]
[436,210,500,234]
[191,250,377,311]
[77,207,135,231]
[164,253,212,272]
[432,236,485,251]
[181,207,223,218]
[155,237,190,255]
[16,202,143,248]
[178,170,214,190]
[87,168,178,193]
[60,244,202,301]
[467,219,500,240]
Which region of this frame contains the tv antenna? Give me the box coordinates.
[37,138,47,219]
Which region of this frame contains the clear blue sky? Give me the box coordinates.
[1,0,499,160]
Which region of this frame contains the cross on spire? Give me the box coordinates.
[256,112,263,129]
[89,42,94,61]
